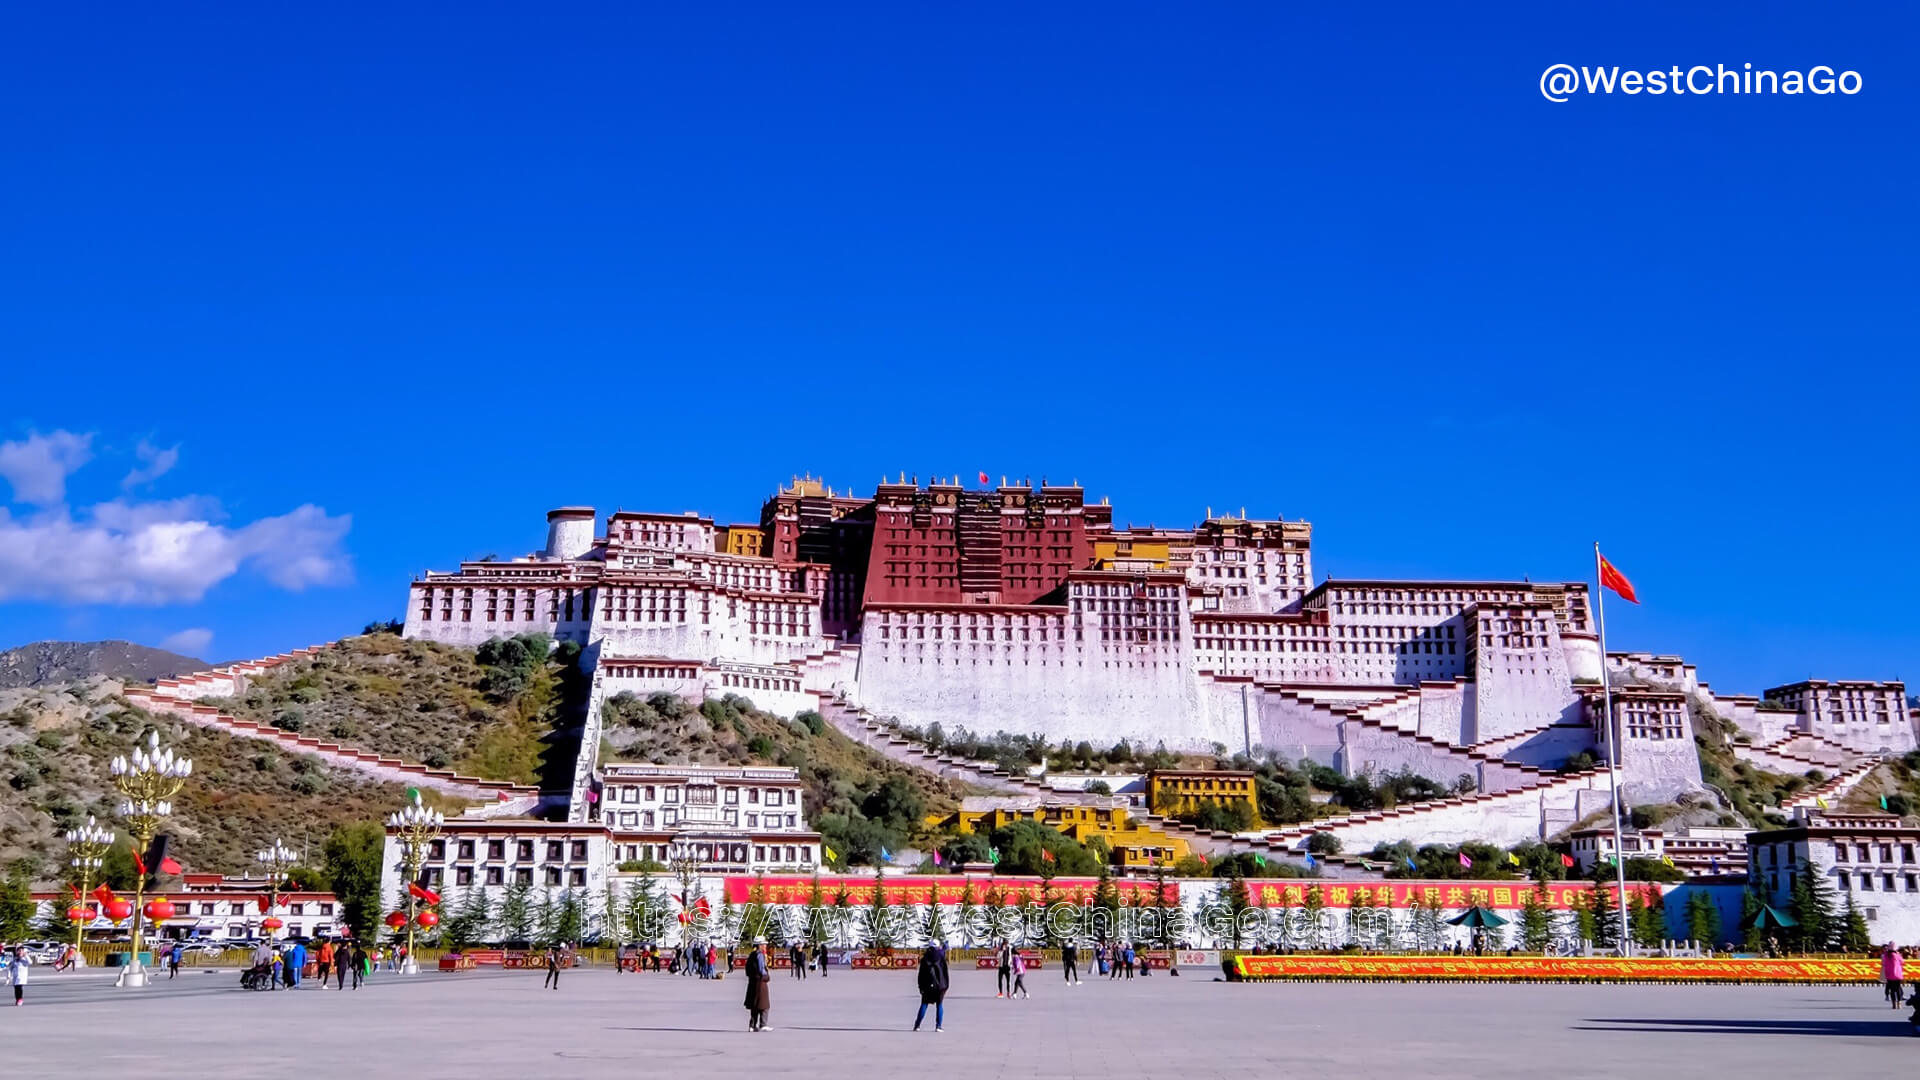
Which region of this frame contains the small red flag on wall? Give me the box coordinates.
[1598,555,1639,604]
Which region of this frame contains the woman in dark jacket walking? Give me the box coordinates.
[914,940,950,1032]
[743,938,772,1032]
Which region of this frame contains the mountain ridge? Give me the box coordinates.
[0,639,208,690]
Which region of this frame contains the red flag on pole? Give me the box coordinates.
[1458,851,1472,868]
[159,856,182,874]
[130,849,146,876]
[68,883,81,900]
[1598,554,1638,604]
[978,471,990,485]
[408,882,442,905]
[1560,853,1575,868]
[1041,848,1056,863]
[92,884,116,906]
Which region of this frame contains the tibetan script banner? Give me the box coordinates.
[721,875,1175,907]
[1231,954,1879,984]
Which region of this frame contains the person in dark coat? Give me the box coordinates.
[914,940,950,1032]
[743,938,772,1032]
[1061,941,1080,985]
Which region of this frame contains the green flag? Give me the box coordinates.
[989,847,1000,865]
[406,786,421,802]
[1882,796,1890,810]
[1253,855,1267,867]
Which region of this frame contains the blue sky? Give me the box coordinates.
[0,3,1913,693]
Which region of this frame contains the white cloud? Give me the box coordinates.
[158,628,214,657]
[0,431,353,605]
[0,501,353,605]
[122,440,181,490]
[0,430,93,505]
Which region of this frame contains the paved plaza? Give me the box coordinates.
[9,965,1914,1078]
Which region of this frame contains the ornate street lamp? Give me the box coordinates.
[64,816,114,952]
[108,730,191,989]
[256,838,297,945]
[385,792,443,975]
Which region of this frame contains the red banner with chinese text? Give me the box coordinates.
[1231,954,1878,983]
[1243,880,1660,910]
[721,875,1175,907]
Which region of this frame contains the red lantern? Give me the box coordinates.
[415,910,440,929]
[260,916,284,932]
[104,898,133,922]
[385,911,408,930]
[143,899,176,922]
[66,904,91,922]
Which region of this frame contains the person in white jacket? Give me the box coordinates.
[10,945,30,1005]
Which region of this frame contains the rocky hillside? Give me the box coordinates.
[199,632,581,789]
[0,640,206,690]
[0,680,428,883]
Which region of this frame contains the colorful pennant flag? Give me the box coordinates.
[988,847,1001,865]
[1458,852,1472,868]
[1303,853,1317,870]
[1040,849,1057,864]
[406,786,420,801]
[1253,854,1267,867]
[825,844,839,862]
[880,846,892,863]
[1405,856,1418,871]
[978,471,990,485]
[932,851,943,866]
[1816,797,1830,809]
[497,791,512,803]
[1709,857,1720,873]
[1881,796,1890,810]
[1507,852,1521,866]
[1598,553,1639,604]
[1660,855,1675,868]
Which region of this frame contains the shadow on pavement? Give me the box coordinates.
[1576,1017,1911,1038]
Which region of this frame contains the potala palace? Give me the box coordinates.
[399,475,1912,842]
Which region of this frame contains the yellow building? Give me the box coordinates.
[934,796,1192,870]
[1145,769,1259,826]
[1091,535,1174,571]
[717,524,766,557]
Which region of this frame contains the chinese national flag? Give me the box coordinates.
[408,882,441,905]
[92,884,116,905]
[978,471,990,485]
[159,856,182,874]
[1560,853,1575,868]
[1598,554,1639,604]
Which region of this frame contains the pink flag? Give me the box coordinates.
[932,851,943,866]
[1458,852,1472,868]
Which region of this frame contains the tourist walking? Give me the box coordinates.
[167,942,181,979]
[543,945,562,989]
[316,940,333,985]
[914,940,949,1032]
[1883,943,1905,1008]
[351,944,368,989]
[995,940,1012,998]
[9,944,30,1005]
[743,937,772,1032]
[1009,947,1029,999]
[1122,942,1136,980]
[336,944,350,989]
[1061,942,1080,985]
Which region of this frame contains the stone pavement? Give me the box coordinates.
[8,963,1913,1078]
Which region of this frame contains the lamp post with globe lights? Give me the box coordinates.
[386,792,443,975]
[64,816,114,951]
[108,730,192,988]
[256,838,297,946]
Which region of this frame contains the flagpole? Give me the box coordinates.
[1593,541,1631,956]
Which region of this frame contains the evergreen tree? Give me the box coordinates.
[1628,888,1665,950]
[1093,862,1121,944]
[1150,857,1178,947]
[1685,891,1722,949]
[533,888,558,945]
[445,885,495,948]
[1788,865,1838,952]
[805,874,828,949]
[1743,883,1766,949]
[0,873,34,941]
[741,874,772,944]
[830,885,854,948]
[1347,886,1376,949]
[1588,867,1620,950]
[1519,886,1553,952]
[955,881,980,948]
[1840,894,1872,953]
[1297,882,1326,950]
[500,878,535,944]
[551,888,586,946]
[1215,863,1252,948]
[865,875,894,949]
[922,895,948,946]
